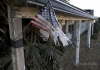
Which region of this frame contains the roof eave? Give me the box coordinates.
[27,0,95,19]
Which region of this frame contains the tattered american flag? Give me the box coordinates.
[29,15,51,32]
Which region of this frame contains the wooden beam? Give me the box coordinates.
[8,6,25,70]
[74,21,81,65]
[56,12,92,21]
[91,21,94,35]
[64,20,69,33]
[14,7,39,18]
[86,21,92,48]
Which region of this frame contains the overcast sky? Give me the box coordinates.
[70,0,100,17]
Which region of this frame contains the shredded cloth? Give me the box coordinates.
[29,0,72,47]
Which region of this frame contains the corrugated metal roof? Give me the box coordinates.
[27,0,95,19]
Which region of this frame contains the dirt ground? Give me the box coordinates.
[62,32,100,70]
[0,32,100,70]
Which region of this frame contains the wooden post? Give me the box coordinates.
[71,21,76,44]
[75,21,81,65]
[87,21,92,48]
[65,20,69,33]
[91,22,94,35]
[62,20,66,33]
[8,7,25,70]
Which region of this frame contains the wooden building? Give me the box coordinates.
[0,0,95,70]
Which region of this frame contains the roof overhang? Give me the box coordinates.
[9,0,95,20]
[27,0,95,20]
